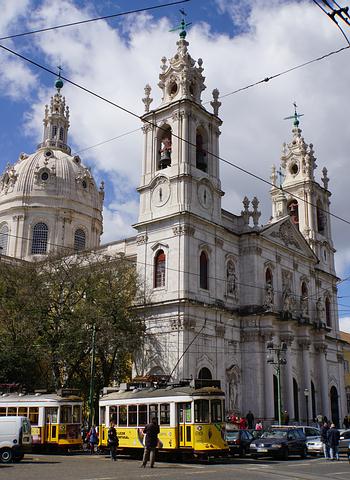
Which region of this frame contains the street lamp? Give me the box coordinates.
[304,388,309,426]
[267,341,287,425]
[88,323,96,427]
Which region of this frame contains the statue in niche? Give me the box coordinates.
[263,284,274,311]
[159,136,172,169]
[282,286,293,318]
[227,261,237,299]
[226,365,240,414]
[300,296,309,317]
[316,297,325,326]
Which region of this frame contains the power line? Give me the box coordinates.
[0,0,190,41]
[312,0,350,45]
[1,41,350,232]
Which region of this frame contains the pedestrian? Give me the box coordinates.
[239,416,247,430]
[283,410,289,425]
[320,422,330,459]
[107,422,118,461]
[140,417,160,468]
[255,420,263,431]
[327,423,340,461]
[246,410,254,429]
[88,426,98,455]
[316,413,323,427]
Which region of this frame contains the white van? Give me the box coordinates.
[0,416,32,463]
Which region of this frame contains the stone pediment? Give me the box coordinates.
[261,218,316,260]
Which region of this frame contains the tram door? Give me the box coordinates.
[44,407,58,443]
[177,402,192,447]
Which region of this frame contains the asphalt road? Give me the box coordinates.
[0,453,349,480]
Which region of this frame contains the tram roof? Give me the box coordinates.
[0,393,82,404]
[100,385,225,401]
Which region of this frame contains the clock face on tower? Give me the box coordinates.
[198,184,213,209]
[152,179,170,207]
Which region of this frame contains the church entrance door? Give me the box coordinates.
[330,386,339,427]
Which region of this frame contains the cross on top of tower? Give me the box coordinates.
[284,101,304,127]
[169,9,192,38]
[55,65,64,92]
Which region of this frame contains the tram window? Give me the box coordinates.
[100,406,106,425]
[211,399,222,422]
[73,405,81,423]
[119,406,127,426]
[149,404,158,422]
[0,408,6,416]
[110,406,117,425]
[160,404,170,425]
[8,407,17,416]
[46,407,58,423]
[29,407,39,425]
[128,405,137,426]
[194,399,209,423]
[138,405,147,426]
[18,407,28,417]
[61,405,72,423]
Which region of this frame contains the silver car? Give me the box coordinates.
[339,429,350,453]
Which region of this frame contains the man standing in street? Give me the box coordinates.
[141,417,160,468]
[327,423,340,461]
[320,422,330,459]
[246,410,254,430]
[107,422,118,461]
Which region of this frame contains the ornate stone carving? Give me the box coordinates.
[270,222,301,249]
[142,84,153,113]
[215,237,224,248]
[263,284,274,311]
[172,225,195,236]
[314,343,327,354]
[215,324,225,337]
[298,338,311,349]
[136,234,148,245]
[211,88,221,116]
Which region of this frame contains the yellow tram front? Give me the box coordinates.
[99,380,229,459]
[0,389,82,450]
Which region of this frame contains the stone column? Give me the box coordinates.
[337,353,346,421]
[299,338,311,423]
[315,343,330,418]
[281,335,294,420]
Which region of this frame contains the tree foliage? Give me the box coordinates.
[0,252,145,400]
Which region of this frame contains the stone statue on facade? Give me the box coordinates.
[316,297,325,327]
[282,286,293,318]
[227,262,237,299]
[263,283,274,311]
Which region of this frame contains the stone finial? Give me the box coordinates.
[100,180,105,192]
[241,196,250,225]
[211,88,221,116]
[251,196,261,227]
[142,84,153,113]
[197,58,203,73]
[322,167,329,190]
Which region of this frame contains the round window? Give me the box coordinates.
[82,180,87,189]
[290,163,299,175]
[74,156,80,164]
[44,150,53,158]
[41,172,49,181]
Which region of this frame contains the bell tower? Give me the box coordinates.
[136,26,224,226]
[270,106,335,274]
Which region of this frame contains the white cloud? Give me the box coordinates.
[339,317,350,334]
[12,0,350,279]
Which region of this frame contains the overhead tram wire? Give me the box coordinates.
[312,0,350,45]
[0,0,190,41]
[1,43,350,231]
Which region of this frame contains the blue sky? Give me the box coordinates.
[1,0,350,331]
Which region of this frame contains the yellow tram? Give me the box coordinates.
[99,380,229,459]
[0,389,82,450]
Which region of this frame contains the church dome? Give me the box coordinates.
[0,78,104,260]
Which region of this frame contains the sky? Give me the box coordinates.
[1,0,350,331]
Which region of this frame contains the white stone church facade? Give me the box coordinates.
[0,34,345,424]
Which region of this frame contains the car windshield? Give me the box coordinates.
[226,431,239,438]
[262,430,287,438]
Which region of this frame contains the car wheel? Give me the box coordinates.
[300,447,307,459]
[0,448,13,464]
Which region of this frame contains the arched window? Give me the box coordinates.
[31,222,48,254]
[154,250,166,288]
[59,127,64,141]
[196,128,208,172]
[288,200,299,228]
[0,224,9,255]
[200,251,209,290]
[74,229,86,251]
[158,126,172,170]
[198,367,212,380]
[52,125,57,138]
[317,200,325,234]
[265,268,273,286]
[325,297,331,327]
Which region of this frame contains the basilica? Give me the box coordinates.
[0,30,346,425]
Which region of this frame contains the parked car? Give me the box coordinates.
[247,429,265,439]
[0,416,32,463]
[225,425,254,456]
[250,427,307,460]
[339,429,350,453]
[306,436,323,455]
